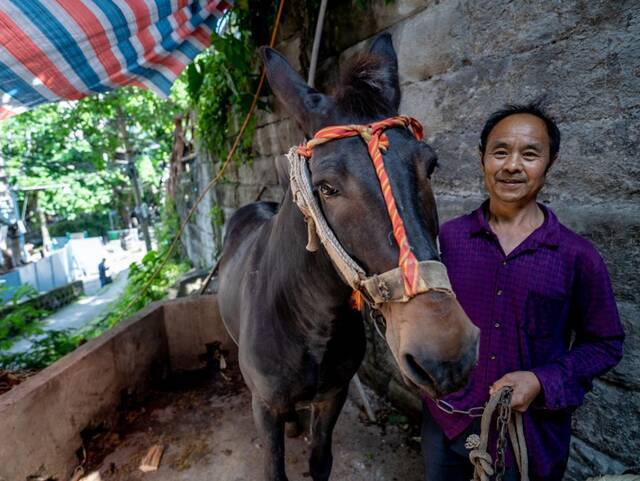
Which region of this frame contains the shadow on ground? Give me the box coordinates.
[80,359,423,481]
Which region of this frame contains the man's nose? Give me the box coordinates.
[504,153,524,171]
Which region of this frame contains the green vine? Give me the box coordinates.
[184,7,263,165]
[0,284,49,351]
[182,0,392,165]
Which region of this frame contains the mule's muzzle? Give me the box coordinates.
[399,325,479,398]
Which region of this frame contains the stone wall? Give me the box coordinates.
[178,0,639,477]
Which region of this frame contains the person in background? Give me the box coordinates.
[421,102,624,481]
[98,258,112,287]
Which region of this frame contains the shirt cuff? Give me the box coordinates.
[530,364,564,410]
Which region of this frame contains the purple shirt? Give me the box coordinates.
[425,201,624,480]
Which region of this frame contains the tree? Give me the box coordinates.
[0,86,185,237]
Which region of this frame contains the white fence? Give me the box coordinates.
[0,237,108,301]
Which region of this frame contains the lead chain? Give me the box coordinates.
[435,399,485,418]
[494,387,513,481]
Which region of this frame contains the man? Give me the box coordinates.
[98,258,112,287]
[422,103,624,481]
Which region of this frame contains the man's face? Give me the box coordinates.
[481,113,552,205]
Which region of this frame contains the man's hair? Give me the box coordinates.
[479,102,561,169]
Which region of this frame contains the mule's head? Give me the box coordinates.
[261,34,479,398]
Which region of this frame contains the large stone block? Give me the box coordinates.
[551,202,640,304]
[275,34,303,72]
[462,1,639,66]
[324,0,431,57]
[260,185,285,203]
[214,182,238,209]
[602,302,640,390]
[428,130,486,197]
[237,184,267,207]
[255,95,291,129]
[393,0,470,83]
[564,436,629,481]
[571,379,640,466]
[238,156,279,186]
[253,118,303,157]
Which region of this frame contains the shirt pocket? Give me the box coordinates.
[524,291,569,337]
[523,291,569,366]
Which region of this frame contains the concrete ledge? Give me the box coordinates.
[164,295,235,372]
[0,295,233,481]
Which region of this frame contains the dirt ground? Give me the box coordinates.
[79,359,424,481]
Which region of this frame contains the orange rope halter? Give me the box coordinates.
[297,115,424,298]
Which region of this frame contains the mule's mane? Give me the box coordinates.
[332,53,396,118]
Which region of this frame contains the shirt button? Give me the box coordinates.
[490,354,496,360]
[494,322,501,328]
[496,289,503,296]
[502,261,507,266]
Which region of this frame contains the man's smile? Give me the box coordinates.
[496,178,527,187]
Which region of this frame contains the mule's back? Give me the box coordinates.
[217,201,278,343]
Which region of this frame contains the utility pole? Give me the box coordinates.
[116,107,152,252]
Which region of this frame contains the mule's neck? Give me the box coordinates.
[263,188,353,340]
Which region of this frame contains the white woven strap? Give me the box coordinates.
[288,147,366,289]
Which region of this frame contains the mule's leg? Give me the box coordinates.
[285,409,303,438]
[308,386,349,481]
[252,395,288,481]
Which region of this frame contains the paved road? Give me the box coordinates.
[8,268,130,354]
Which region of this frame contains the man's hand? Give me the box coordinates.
[489,371,542,412]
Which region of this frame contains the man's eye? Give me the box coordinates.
[523,151,539,158]
[318,183,338,197]
[494,150,508,158]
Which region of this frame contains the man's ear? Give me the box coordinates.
[368,33,400,112]
[545,154,558,174]
[260,47,332,137]
[479,148,486,172]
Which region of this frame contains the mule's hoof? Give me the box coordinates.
[285,421,302,438]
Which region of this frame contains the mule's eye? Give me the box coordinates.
[318,182,338,197]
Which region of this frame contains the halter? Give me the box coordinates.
[287,115,453,307]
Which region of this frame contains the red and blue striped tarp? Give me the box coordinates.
[0,0,232,119]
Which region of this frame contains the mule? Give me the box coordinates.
[217,33,479,481]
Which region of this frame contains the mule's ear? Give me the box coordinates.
[368,33,400,111]
[260,47,331,137]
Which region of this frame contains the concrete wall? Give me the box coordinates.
[0,296,231,481]
[164,295,234,371]
[177,0,639,477]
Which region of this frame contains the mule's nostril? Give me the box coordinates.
[404,353,437,389]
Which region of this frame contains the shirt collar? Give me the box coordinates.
[469,200,560,248]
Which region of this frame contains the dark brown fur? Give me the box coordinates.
[216,34,479,481]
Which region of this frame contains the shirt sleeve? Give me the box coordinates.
[531,249,625,410]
